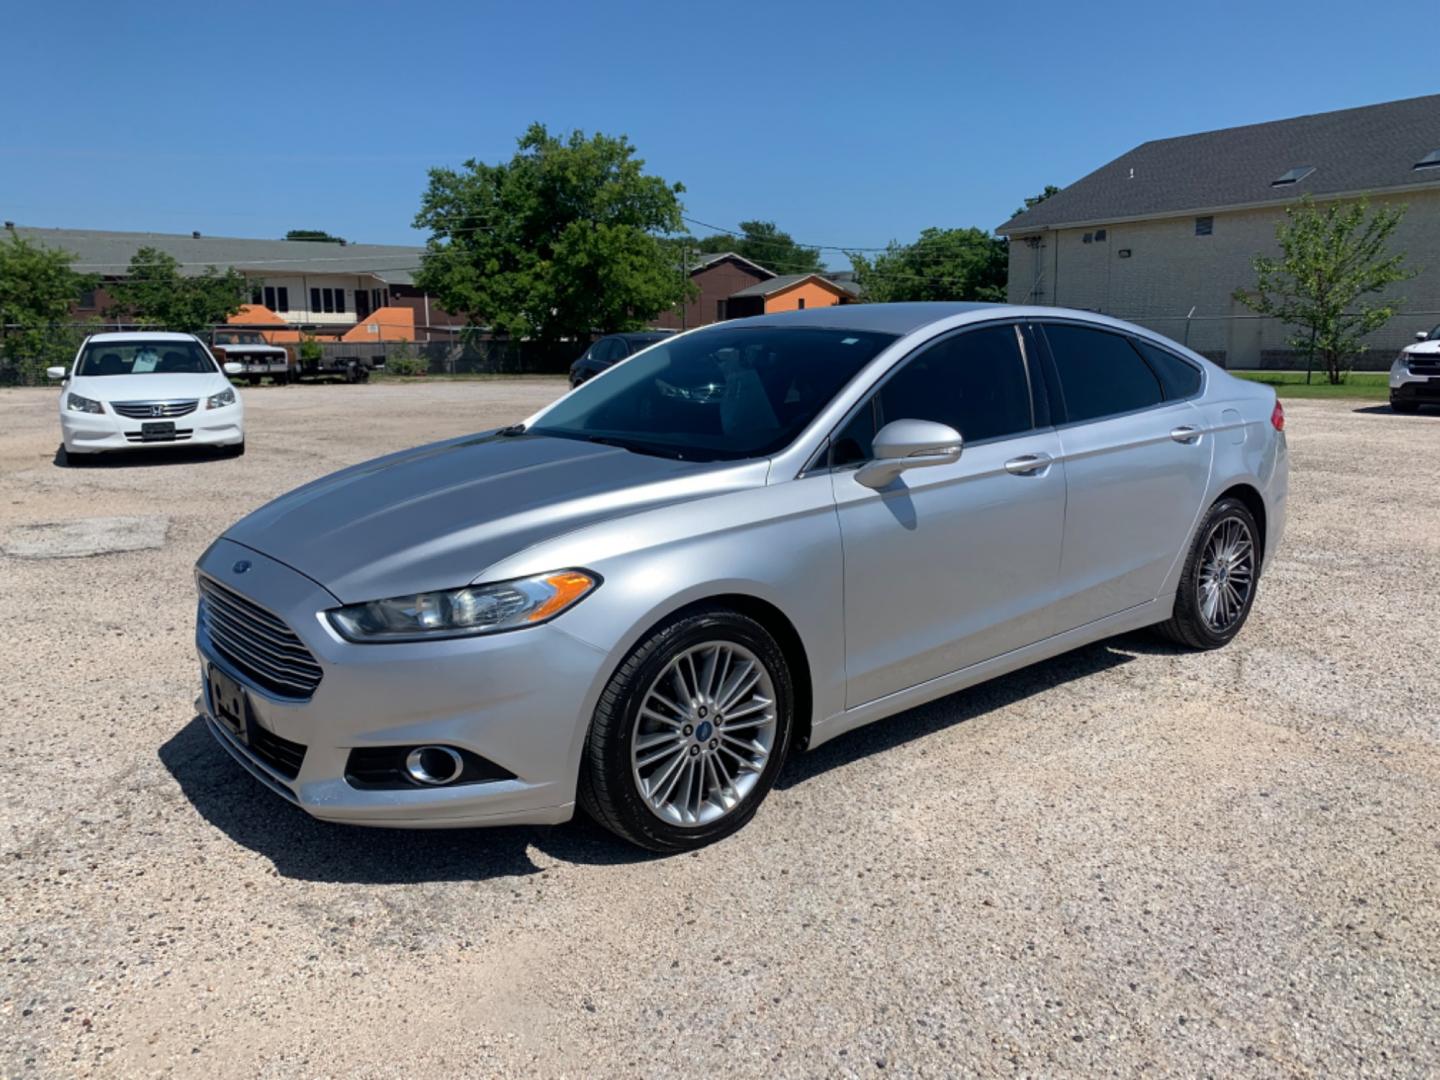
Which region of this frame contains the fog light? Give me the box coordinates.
[405,745,464,786]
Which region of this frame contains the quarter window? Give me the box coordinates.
[1131,338,1202,399]
[1042,323,1163,422]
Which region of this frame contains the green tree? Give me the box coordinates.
[413,123,687,344]
[285,229,346,243]
[1234,196,1415,384]
[1012,184,1061,219]
[107,247,248,332]
[0,232,97,382]
[693,220,824,275]
[847,227,1007,303]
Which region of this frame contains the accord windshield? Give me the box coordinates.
[529,326,896,460]
[75,340,218,376]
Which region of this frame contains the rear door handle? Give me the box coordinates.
[1170,426,1201,443]
[1004,452,1053,475]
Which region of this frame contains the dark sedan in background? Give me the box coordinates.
[569,330,676,387]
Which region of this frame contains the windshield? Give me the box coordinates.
[1428,324,1440,341]
[75,340,218,377]
[530,326,896,461]
[214,331,265,345]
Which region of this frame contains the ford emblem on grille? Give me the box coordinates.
[233,560,251,574]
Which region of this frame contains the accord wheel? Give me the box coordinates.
[1155,496,1260,649]
[579,609,793,851]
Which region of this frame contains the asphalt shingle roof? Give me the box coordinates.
[727,273,858,298]
[999,94,1440,233]
[9,226,423,284]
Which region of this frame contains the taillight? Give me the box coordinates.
[1270,400,1285,431]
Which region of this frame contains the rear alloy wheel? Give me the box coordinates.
[1155,497,1260,649]
[579,610,793,852]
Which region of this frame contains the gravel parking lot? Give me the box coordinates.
[2,383,1438,1077]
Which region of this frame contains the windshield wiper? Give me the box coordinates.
[580,434,689,460]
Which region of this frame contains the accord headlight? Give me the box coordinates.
[206,387,236,409]
[66,392,103,414]
[327,570,599,642]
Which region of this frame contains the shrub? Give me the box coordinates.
[385,351,427,376]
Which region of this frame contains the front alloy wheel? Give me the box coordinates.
[580,609,793,851]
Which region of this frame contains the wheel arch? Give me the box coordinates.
[1213,482,1267,566]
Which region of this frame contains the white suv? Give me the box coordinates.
[49,332,247,460]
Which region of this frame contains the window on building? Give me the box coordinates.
[371,288,381,312]
[251,286,262,306]
[1094,229,1107,241]
[264,286,277,311]
[1271,165,1316,186]
[77,289,97,309]
[276,286,289,312]
[1041,323,1163,423]
[1195,216,1213,237]
[1082,232,1093,244]
[334,289,345,314]
[310,287,322,313]
[321,288,335,314]
[797,297,806,310]
[1415,149,1440,170]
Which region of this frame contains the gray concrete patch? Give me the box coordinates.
[2,514,170,558]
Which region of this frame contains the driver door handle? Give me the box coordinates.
[1004,452,1053,475]
[1170,425,1201,443]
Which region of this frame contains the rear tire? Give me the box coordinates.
[1155,496,1261,650]
[579,608,794,852]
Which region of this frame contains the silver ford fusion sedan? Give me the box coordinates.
[195,303,1287,851]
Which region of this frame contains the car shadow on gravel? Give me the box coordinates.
[158,717,662,884]
[54,444,234,468]
[777,635,1155,790]
[1351,404,1437,417]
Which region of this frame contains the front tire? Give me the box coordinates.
[579,609,794,852]
[1155,496,1261,650]
[220,439,246,458]
[1391,397,1419,414]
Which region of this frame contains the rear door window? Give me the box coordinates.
[1131,338,1203,399]
[1042,323,1163,423]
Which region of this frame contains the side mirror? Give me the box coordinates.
[223,362,244,376]
[46,366,68,380]
[1416,331,1429,342]
[855,419,963,489]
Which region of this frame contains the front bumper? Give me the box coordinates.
[193,539,602,828]
[62,402,244,452]
[1390,377,1440,405]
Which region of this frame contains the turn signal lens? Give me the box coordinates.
[1270,400,1285,432]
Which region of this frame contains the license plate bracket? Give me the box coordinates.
[141,420,176,441]
[209,666,248,743]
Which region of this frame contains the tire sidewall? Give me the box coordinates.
[1181,498,1260,647]
[591,611,794,851]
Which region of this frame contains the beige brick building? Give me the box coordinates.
[999,95,1440,369]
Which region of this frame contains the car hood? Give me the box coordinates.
[1405,340,1440,356]
[216,344,286,357]
[222,432,768,602]
[71,373,233,402]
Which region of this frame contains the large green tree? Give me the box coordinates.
[693,220,824,275]
[1234,196,1415,384]
[1012,184,1061,219]
[0,232,96,382]
[107,247,248,332]
[847,227,1007,303]
[414,124,687,343]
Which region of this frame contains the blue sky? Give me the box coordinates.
[3,0,1432,268]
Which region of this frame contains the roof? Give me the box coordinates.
[999,94,1440,233]
[688,250,775,278]
[725,301,1001,335]
[9,226,423,284]
[727,273,858,299]
[83,331,204,343]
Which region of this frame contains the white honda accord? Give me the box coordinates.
[48,332,247,460]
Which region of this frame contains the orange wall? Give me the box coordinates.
[340,306,415,343]
[762,279,849,313]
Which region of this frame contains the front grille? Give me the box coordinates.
[247,722,307,779]
[1408,356,1440,376]
[198,577,324,699]
[124,429,192,442]
[112,399,198,419]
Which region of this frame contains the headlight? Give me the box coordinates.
[207,387,236,409]
[327,570,599,642]
[66,392,103,414]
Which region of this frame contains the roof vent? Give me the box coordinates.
[1271,166,1316,187]
[192,230,202,239]
[1415,149,1440,170]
